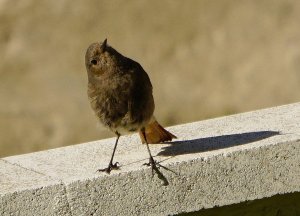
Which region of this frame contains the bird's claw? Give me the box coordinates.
[97,162,120,174]
[143,157,161,175]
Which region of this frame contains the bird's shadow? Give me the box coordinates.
[158,131,281,156]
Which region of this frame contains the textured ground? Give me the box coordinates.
[0,0,300,156]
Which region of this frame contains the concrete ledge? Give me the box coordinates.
[1,103,300,215]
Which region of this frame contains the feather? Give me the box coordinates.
[139,120,177,144]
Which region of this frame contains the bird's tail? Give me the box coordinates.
[139,119,177,144]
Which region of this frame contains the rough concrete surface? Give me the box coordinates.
[0,103,300,215]
[0,160,71,215]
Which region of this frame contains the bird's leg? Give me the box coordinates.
[97,133,120,174]
[141,128,169,185]
[141,129,160,175]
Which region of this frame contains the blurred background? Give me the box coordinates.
[0,0,299,157]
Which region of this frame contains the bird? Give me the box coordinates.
[85,39,176,174]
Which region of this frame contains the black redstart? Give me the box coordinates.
[85,39,176,174]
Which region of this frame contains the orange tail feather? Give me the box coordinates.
[139,120,177,144]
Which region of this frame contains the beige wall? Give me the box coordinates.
[1,0,300,156]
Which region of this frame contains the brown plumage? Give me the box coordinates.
[85,39,176,173]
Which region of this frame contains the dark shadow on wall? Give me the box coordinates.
[158,131,280,156]
[177,192,300,216]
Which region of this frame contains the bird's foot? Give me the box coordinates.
[97,162,120,174]
[143,156,161,174]
[143,156,157,167]
[143,156,170,185]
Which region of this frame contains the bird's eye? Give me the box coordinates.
[91,60,97,65]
